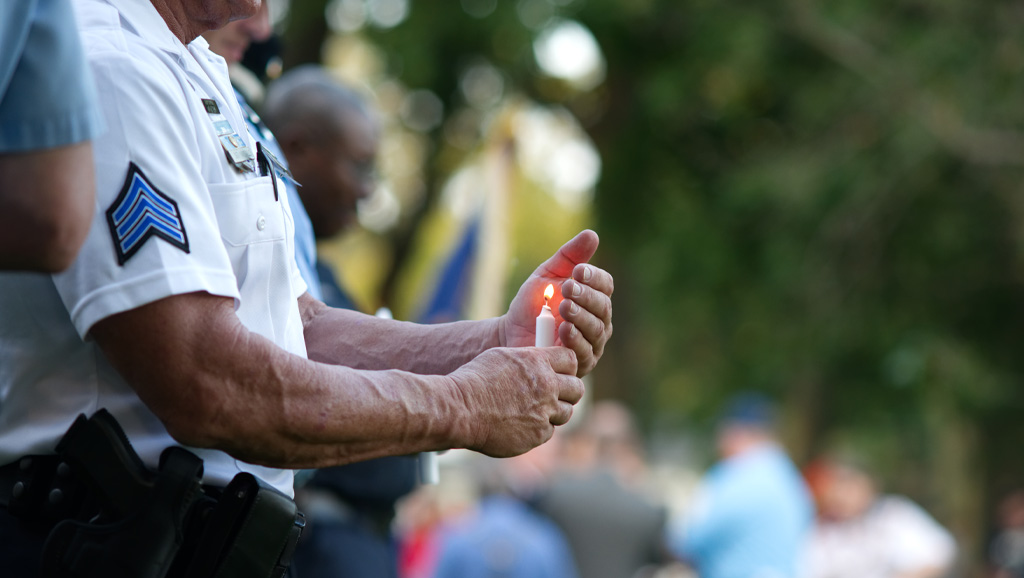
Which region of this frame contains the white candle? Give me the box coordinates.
[535,284,556,347]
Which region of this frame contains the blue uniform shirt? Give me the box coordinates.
[670,444,813,578]
[0,0,103,151]
[235,89,323,299]
[316,260,359,312]
[434,496,580,578]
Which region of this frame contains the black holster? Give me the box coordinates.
[172,472,304,578]
[4,410,303,578]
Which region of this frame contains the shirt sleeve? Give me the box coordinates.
[0,0,103,152]
[53,47,240,338]
[882,497,957,572]
[670,479,725,560]
[276,174,311,300]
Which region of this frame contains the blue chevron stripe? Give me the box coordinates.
[115,195,182,240]
[121,212,186,253]
[106,163,190,265]
[114,180,185,251]
[112,174,176,223]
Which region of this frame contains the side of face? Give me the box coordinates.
[716,423,772,458]
[297,109,379,238]
[819,465,877,521]
[199,0,270,64]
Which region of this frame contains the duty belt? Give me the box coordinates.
[0,410,304,578]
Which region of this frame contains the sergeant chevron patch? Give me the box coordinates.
[106,162,189,265]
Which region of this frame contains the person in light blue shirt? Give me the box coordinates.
[433,495,580,578]
[0,1,100,151]
[0,0,103,271]
[670,393,814,578]
[434,457,580,578]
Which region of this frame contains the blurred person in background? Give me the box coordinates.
[538,400,669,578]
[399,409,566,578]
[262,66,376,310]
[803,455,957,578]
[0,0,102,271]
[261,66,420,578]
[432,450,579,578]
[668,392,813,578]
[990,490,1024,578]
[396,486,448,578]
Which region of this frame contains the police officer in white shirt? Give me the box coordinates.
[0,0,613,576]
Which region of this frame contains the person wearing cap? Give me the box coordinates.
[668,393,813,578]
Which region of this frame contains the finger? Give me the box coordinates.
[535,230,600,279]
[561,277,613,325]
[573,263,614,297]
[550,400,575,426]
[541,346,578,376]
[556,375,585,405]
[559,279,612,353]
[558,321,596,377]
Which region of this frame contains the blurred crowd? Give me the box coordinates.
[323,393,1024,578]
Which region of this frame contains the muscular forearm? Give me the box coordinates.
[94,293,473,469]
[300,293,504,375]
[210,358,468,469]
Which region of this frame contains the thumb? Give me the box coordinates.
[537,230,600,278]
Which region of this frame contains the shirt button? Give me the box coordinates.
[257,215,266,231]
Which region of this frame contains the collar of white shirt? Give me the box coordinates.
[103,0,212,62]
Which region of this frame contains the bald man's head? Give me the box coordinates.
[264,67,379,238]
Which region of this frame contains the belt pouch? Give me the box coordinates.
[180,472,304,578]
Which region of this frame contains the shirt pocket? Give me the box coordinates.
[207,177,286,246]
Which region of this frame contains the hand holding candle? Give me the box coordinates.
[535,283,556,347]
[504,230,613,376]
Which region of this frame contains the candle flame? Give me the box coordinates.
[543,284,555,303]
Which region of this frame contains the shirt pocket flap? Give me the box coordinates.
[207,177,286,246]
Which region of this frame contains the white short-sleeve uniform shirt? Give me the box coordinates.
[0,0,308,497]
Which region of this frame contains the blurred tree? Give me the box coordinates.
[281,0,329,67]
